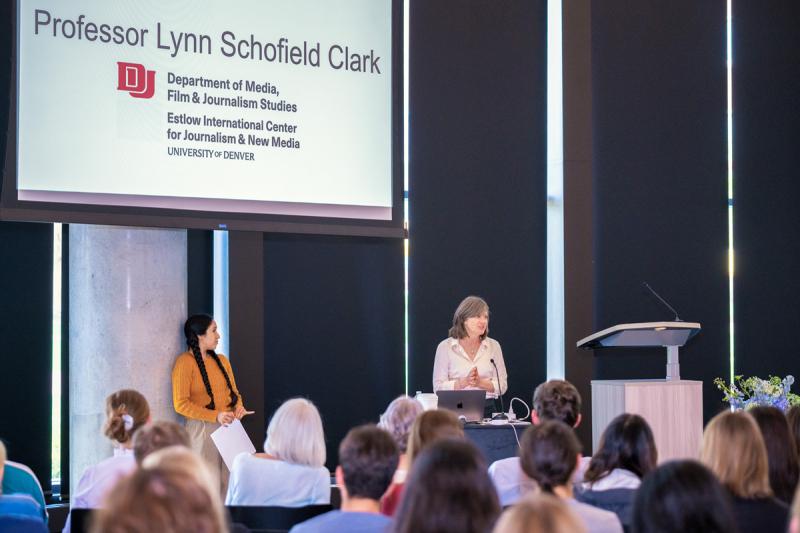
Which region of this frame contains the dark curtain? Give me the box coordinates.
[591,0,729,420]
[263,234,404,467]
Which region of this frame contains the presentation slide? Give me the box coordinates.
[16,0,393,220]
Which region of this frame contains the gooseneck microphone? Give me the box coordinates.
[490,358,507,420]
[642,282,682,322]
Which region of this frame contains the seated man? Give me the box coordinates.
[291,425,399,533]
[520,420,622,533]
[0,440,47,532]
[488,379,583,506]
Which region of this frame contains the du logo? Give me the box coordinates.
[117,62,155,99]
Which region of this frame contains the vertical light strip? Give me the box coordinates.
[546,0,565,379]
[726,0,735,383]
[51,223,63,486]
[213,230,230,357]
[403,0,410,394]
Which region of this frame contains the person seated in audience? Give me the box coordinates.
[575,413,657,531]
[0,441,47,522]
[749,406,800,505]
[489,379,582,506]
[631,460,736,533]
[405,408,464,463]
[92,446,228,533]
[519,420,622,533]
[493,493,586,533]
[133,420,191,465]
[787,405,800,460]
[700,410,789,532]
[0,440,47,532]
[226,397,330,506]
[393,438,500,533]
[64,389,150,533]
[376,395,423,516]
[791,483,800,533]
[290,425,399,533]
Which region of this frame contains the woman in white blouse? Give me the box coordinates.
[433,295,508,418]
[226,398,330,506]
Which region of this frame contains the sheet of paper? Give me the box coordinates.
[210,419,256,470]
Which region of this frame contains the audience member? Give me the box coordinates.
[92,446,228,533]
[493,493,586,533]
[749,406,800,505]
[405,408,464,463]
[489,379,582,506]
[64,389,150,533]
[787,405,800,461]
[226,398,330,506]
[576,413,657,531]
[376,395,423,516]
[631,460,736,533]
[133,420,191,464]
[291,425,399,533]
[0,440,47,533]
[393,438,500,533]
[519,421,622,533]
[0,442,47,522]
[791,482,800,533]
[700,410,788,532]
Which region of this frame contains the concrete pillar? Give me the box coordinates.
[69,225,186,496]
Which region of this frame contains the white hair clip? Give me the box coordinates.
[122,413,134,431]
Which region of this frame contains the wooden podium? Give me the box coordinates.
[577,322,703,462]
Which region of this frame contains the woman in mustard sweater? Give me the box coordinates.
[172,314,251,494]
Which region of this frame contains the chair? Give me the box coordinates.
[0,515,48,533]
[226,504,333,533]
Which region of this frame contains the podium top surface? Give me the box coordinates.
[577,321,701,349]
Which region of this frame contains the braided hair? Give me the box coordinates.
[184,314,238,410]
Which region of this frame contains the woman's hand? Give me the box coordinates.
[477,377,495,392]
[457,367,479,389]
[217,411,235,425]
[234,406,255,420]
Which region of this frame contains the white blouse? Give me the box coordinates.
[225,453,331,507]
[432,337,508,399]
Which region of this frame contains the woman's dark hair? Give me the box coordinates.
[787,405,800,461]
[519,420,581,493]
[393,438,500,533]
[632,460,737,533]
[749,406,800,504]
[584,413,657,483]
[184,314,238,410]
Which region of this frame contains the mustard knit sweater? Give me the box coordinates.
[172,351,244,423]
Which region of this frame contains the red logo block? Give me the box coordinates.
[117,62,155,99]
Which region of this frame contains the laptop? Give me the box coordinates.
[436,390,486,423]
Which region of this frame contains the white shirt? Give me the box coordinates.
[488,457,538,506]
[226,453,331,506]
[63,448,136,533]
[432,337,508,399]
[581,468,641,491]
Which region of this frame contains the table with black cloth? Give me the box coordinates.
[463,422,531,465]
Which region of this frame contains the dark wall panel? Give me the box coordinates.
[263,235,404,467]
[408,0,548,406]
[732,2,800,380]
[592,1,729,420]
[187,229,213,315]
[0,221,53,490]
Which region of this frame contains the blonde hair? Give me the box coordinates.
[448,296,489,340]
[493,493,586,533]
[93,447,227,533]
[700,410,772,498]
[103,389,150,444]
[378,395,424,453]
[406,409,464,463]
[264,398,326,467]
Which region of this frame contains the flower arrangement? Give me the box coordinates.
[714,375,800,412]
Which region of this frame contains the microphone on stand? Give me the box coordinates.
[642,282,682,322]
[490,358,507,420]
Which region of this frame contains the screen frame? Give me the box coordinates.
[0,0,405,238]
